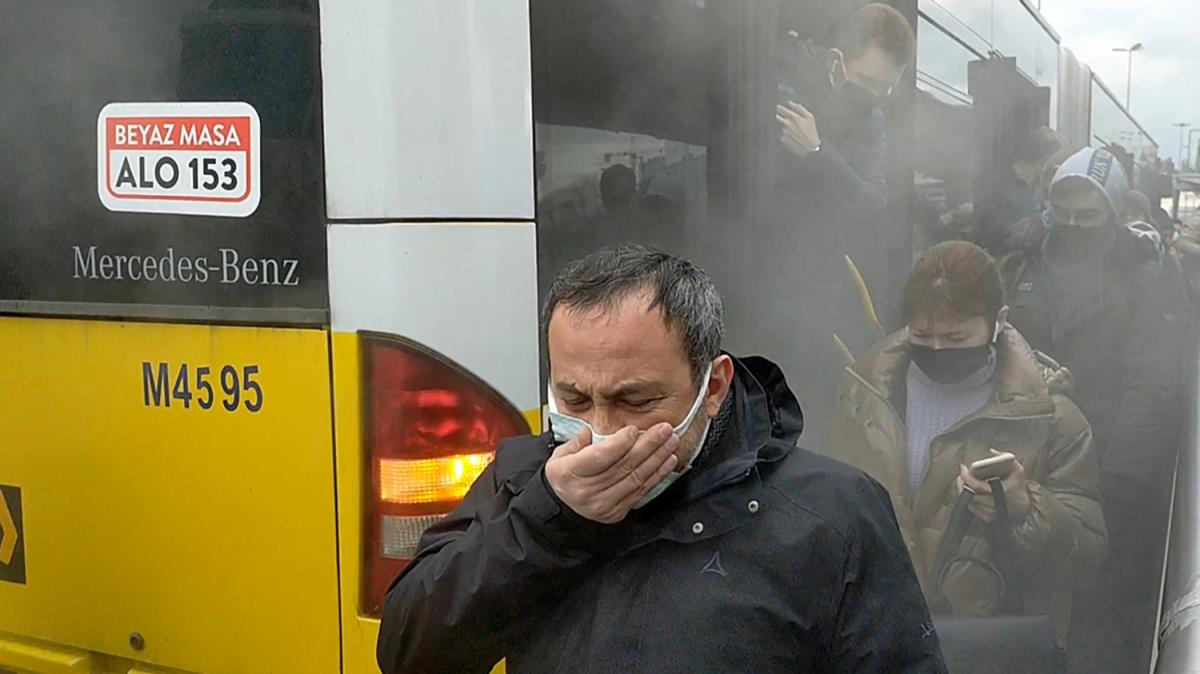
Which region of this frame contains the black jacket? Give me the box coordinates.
[378,356,947,674]
[1004,227,1190,505]
[777,38,888,218]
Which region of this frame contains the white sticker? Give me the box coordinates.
[97,102,261,218]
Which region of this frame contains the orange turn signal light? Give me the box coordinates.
[379,453,494,505]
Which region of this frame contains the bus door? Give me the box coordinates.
[0,3,339,673]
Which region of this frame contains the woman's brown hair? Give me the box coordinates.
[903,241,1005,324]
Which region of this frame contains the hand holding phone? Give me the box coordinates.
[957,450,1031,524]
[969,452,1016,481]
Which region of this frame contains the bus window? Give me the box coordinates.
[913,17,979,252]
[0,1,325,324]
[532,0,721,290]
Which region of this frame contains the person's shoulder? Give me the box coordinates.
[493,432,555,487]
[764,446,891,541]
[1048,392,1091,442]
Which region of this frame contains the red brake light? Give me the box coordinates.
[361,332,529,615]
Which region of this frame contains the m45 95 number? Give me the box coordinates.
[142,362,263,413]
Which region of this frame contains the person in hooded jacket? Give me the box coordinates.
[830,240,1106,666]
[1123,190,1175,260]
[1000,147,1190,673]
[377,245,947,674]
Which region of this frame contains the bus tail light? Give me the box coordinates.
[361,332,528,615]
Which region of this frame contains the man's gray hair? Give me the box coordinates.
[541,245,724,383]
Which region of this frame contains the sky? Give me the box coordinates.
[1042,0,1200,162]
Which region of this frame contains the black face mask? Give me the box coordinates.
[839,81,880,118]
[910,344,993,385]
[1051,224,1114,259]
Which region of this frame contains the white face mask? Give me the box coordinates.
[547,363,714,508]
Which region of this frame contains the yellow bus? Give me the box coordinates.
[0,2,539,672]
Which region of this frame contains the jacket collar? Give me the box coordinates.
[676,354,803,501]
[853,326,1054,415]
[845,327,1057,528]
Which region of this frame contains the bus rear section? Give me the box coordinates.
[0,2,345,673]
[0,1,540,672]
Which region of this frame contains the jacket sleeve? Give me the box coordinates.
[827,475,948,673]
[783,111,888,215]
[1011,396,1108,589]
[1105,261,1189,501]
[376,459,612,674]
[829,372,920,561]
[807,142,887,213]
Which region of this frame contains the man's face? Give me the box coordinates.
[1049,182,1111,229]
[837,44,905,97]
[547,290,725,468]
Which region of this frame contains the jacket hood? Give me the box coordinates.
[735,354,805,446]
[1050,147,1129,228]
[662,354,804,503]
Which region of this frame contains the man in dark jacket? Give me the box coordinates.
[760,5,915,454]
[377,245,946,674]
[775,4,913,215]
[1002,147,1190,673]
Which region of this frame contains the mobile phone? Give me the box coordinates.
[970,452,1016,481]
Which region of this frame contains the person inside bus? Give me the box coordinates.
[1122,189,1176,248]
[765,3,916,453]
[1001,147,1190,672]
[1007,128,1066,227]
[829,241,1106,666]
[995,147,1075,260]
[775,3,913,214]
[377,245,947,674]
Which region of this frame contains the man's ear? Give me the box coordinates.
[705,355,735,418]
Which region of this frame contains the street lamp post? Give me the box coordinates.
[1188,128,1200,171]
[1113,42,1144,111]
[1176,123,1191,168]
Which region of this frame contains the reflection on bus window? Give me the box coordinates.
[536,125,707,291]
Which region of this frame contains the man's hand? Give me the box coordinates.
[956,449,1033,524]
[545,424,680,524]
[777,101,821,156]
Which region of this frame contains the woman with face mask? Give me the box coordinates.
[829,240,1106,663]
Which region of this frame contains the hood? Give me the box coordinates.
[1049,147,1129,228]
[736,354,805,445]
[670,354,804,502]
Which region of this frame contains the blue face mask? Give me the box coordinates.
[547,363,714,508]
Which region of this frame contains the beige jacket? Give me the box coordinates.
[830,326,1107,644]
